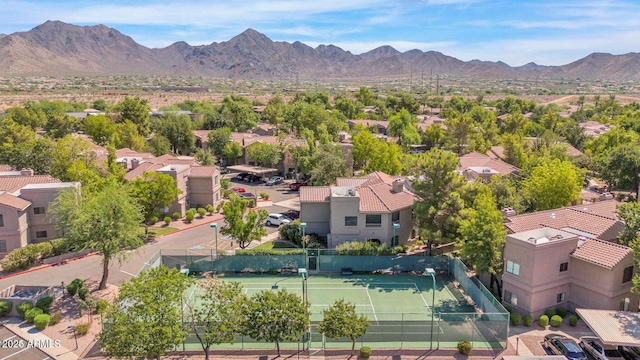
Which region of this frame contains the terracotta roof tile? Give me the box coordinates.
[0,192,31,210]
[358,183,415,212]
[193,130,211,140]
[188,166,219,178]
[571,239,631,269]
[124,163,164,181]
[300,186,331,202]
[147,154,196,166]
[459,153,520,176]
[0,175,60,193]
[0,165,13,172]
[115,148,155,160]
[348,119,389,129]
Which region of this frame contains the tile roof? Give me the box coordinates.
[459,152,520,176]
[504,200,621,238]
[299,186,331,202]
[123,162,164,181]
[571,239,631,269]
[0,165,13,172]
[0,192,31,210]
[193,130,211,140]
[0,175,60,193]
[147,154,196,166]
[115,148,155,160]
[347,119,389,129]
[188,166,219,178]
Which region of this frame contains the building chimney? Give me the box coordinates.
[392,180,404,193]
[20,168,34,177]
[599,192,613,201]
[131,158,140,170]
[501,207,516,217]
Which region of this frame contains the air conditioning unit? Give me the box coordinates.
[347,189,356,196]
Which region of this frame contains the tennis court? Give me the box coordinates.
[180,273,496,350]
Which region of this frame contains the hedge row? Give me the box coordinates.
[0,238,73,273]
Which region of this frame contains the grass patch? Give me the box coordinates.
[147,227,179,237]
[253,241,298,250]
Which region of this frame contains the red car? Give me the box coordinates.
[288,181,309,191]
[232,187,246,193]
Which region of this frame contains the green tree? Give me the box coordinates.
[597,143,640,194]
[146,134,172,156]
[388,109,421,146]
[155,113,195,154]
[501,134,528,168]
[459,187,507,299]
[616,202,640,247]
[222,142,243,165]
[0,118,35,145]
[355,87,374,106]
[220,196,268,249]
[245,142,281,167]
[318,299,370,353]
[99,266,192,360]
[310,143,349,186]
[263,96,286,128]
[218,96,259,132]
[83,114,116,146]
[44,112,80,139]
[114,120,147,151]
[242,289,309,356]
[50,135,100,184]
[194,148,216,165]
[128,171,182,222]
[352,129,402,175]
[207,127,232,159]
[522,158,583,211]
[184,276,248,360]
[406,149,465,249]
[115,96,151,136]
[49,183,143,290]
[0,138,54,175]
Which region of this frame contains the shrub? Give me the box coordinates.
[66,282,78,296]
[34,314,50,330]
[0,244,41,272]
[550,315,563,327]
[457,341,472,355]
[76,322,91,336]
[523,314,533,327]
[279,221,303,246]
[35,296,54,313]
[556,307,568,318]
[235,249,305,256]
[268,268,278,275]
[163,216,172,225]
[50,311,62,325]
[35,241,54,259]
[185,212,195,222]
[172,212,181,221]
[51,238,72,256]
[17,302,33,320]
[360,346,372,358]
[72,278,84,289]
[78,288,89,301]
[96,299,109,315]
[510,312,522,326]
[197,208,206,218]
[25,307,44,323]
[259,192,270,200]
[0,301,12,317]
[206,204,214,215]
[545,309,556,318]
[539,315,549,327]
[216,202,224,213]
[569,314,578,326]
[336,241,405,255]
[149,216,158,224]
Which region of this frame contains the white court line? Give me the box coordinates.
[182,285,198,312]
[120,270,136,277]
[414,283,430,310]
[233,282,421,286]
[310,304,372,307]
[364,286,379,325]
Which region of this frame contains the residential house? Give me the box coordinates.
[500,200,637,316]
[0,168,80,257]
[458,152,520,181]
[299,171,415,248]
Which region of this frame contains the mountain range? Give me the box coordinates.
[1,20,639,80]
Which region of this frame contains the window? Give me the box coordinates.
[0,240,6,253]
[35,231,48,239]
[0,214,3,227]
[623,266,634,283]
[559,262,568,272]
[33,207,46,215]
[504,290,518,306]
[365,214,381,227]
[557,292,566,303]
[344,216,358,226]
[392,211,400,222]
[506,260,520,276]
[214,175,219,185]
[215,193,219,202]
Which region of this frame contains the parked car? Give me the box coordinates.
[289,181,309,191]
[218,166,230,174]
[236,172,249,181]
[265,213,292,226]
[544,334,587,360]
[232,187,246,193]
[618,345,640,360]
[266,176,284,186]
[245,174,263,183]
[580,336,625,360]
[282,209,300,220]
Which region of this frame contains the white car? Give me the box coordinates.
[579,336,624,360]
[265,213,291,226]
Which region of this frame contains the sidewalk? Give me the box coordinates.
[4,317,79,360]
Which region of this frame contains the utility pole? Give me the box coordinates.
[429,69,433,94]
[436,75,440,96]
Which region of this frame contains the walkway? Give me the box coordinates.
[3,317,78,360]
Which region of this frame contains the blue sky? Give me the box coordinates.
[2,0,639,66]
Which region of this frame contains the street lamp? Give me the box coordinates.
[210,223,218,259]
[426,267,436,349]
[300,222,307,270]
[392,223,400,247]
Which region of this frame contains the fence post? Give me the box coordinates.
[400,313,404,349]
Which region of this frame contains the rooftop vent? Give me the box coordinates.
[577,236,586,247]
[501,207,516,217]
[550,213,556,219]
[347,188,356,196]
[392,180,404,193]
[20,168,34,177]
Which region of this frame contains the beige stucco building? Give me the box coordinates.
[299,172,415,248]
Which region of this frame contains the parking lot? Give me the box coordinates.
[0,326,52,360]
[227,173,301,212]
